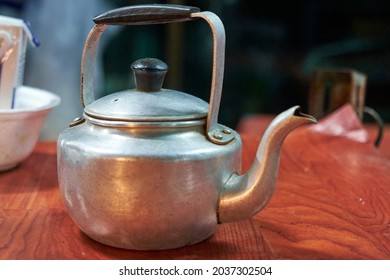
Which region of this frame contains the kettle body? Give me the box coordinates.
[58,121,241,250]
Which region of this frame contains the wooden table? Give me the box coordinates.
[1,105,390,260]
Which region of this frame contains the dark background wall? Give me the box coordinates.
[103,0,390,129]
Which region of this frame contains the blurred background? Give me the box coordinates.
[1,0,390,139]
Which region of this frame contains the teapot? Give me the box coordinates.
[57,4,316,250]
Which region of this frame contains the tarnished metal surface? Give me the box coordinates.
[190,12,227,144]
[218,106,316,223]
[58,4,316,250]
[58,122,241,250]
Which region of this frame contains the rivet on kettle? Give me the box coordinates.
[213,133,223,140]
[222,129,231,134]
[69,117,85,127]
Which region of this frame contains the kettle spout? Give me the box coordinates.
[218,106,316,223]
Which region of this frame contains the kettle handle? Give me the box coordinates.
[81,4,233,144]
[93,4,200,25]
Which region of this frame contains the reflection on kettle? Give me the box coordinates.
[57,4,316,250]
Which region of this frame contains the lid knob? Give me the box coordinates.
[131,58,168,92]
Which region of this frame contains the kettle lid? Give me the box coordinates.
[84,58,209,122]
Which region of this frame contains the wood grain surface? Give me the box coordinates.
[1,104,390,259]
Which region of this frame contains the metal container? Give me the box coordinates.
[57,4,316,250]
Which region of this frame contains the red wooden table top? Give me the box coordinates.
[1,104,390,259]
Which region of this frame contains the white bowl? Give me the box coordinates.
[0,86,60,171]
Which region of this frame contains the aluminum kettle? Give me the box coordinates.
[57,4,316,250]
